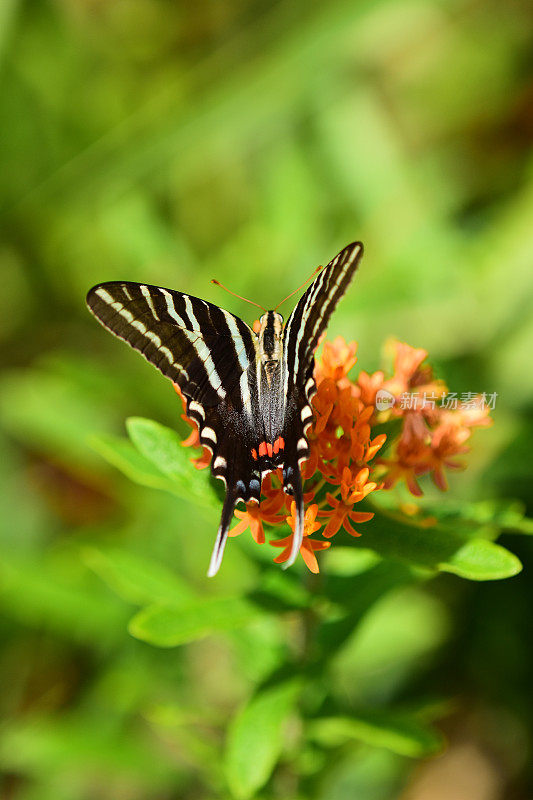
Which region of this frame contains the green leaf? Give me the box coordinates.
[90,434,178,493]
[442,538,522,581]
[357,507,522,581]
[91,418,221,512]
[83,547,195,606]
[308,711,444,758]
[225,680,300,800]
[128,596,262,647]
[126,416,218,507]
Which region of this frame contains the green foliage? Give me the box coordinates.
[83,546,195,606]
[307,711,443,758]
[225,680,301,799]
[126,416,217,507]
[129,597,263,648]
[1,0,533,798]
[359,506,522,581]
[95,417,523,583]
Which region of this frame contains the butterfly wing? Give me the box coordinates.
[87,281,262,575]
[280,242,364,565]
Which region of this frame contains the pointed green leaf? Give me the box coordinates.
[90,434,178,493]
[442,538,522,581]
[308,711,444,758]
[126,416,218,507]
[225,680,300,800]
[355,507,522,581]
[128,597,261,647]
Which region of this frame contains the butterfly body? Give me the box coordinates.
[87,242,363,575]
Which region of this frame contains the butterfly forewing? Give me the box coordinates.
[87,282,256,404]
[282,243,363,393]
[276,242,363,566]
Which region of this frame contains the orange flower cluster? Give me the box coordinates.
[174,336,493,573]
[356,340,492,496]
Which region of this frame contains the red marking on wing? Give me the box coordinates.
[257,438,285,459]
[273,436,285,454]
[251,448,258,461]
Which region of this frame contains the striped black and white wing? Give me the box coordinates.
[87,281,260,576]
[282,242,363,416]
[87,282,254,408]
[278,242,363,565]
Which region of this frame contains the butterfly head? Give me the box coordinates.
[258,310,284,360]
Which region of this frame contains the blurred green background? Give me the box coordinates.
[1,1,533,798]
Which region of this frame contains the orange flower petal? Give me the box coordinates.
[228,518,249,537]
[342,517,361,537]
[300,543,320,573]
[349,511,374,523]
[323,514,344,538]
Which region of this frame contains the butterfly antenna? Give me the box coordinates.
[211,279,266,312]
[273,265,323,311]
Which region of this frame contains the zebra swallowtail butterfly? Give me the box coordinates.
[87,241,363,576]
